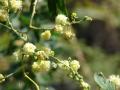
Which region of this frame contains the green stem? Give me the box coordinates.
[0,65,25,81]
[7,17,27,41]
[24,72,40,90]
[29,0,54,30]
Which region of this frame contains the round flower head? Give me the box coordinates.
[54,25,63,33]
[10,0,22,12]
[70,60,80,72]
[0,0,8,7]
[32,61,51,73]
[23,42,36,55]
[109,75,120,88]
[36,51,47,60]
[41,30,51,40]
[0,10,8,22]
[55,14,68,26]
[81,81,90,89]
[0,74,5,83]
[43,47,54,57]
[63,31,75,40]
[58,60,69,71]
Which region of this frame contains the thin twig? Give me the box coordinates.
[24,72,40,90]
[0,65,25,81]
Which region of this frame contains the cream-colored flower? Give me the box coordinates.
[0,10,8,22]
[43,47,54,57]
[10,0,22,12]
[0,74,5,83]
[54,25,63,33]
[109,75,120,87]
[36,51,47,60]
[63,31,75,40]
[41,30,51,40]
[70,60,80,72]
[81,81,90,89]
[58,60,69,71]
[55,14,68,25]
[23,42,36,55]
[32,61,51,72]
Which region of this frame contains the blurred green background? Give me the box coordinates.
[0,0,120,90]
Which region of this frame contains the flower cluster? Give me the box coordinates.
[108,75,120,88]
[0,74,5,83]
[10,0,22,12]
[0,9,8,22]
[58,59,80,73]
[0,0,22,22]
[41,30,51,40]
[54,14,75,40]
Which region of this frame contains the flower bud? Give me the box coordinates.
[32,61,51,73]
[36,51,47,60]
[10,0,22,12]
[0,10,8,22]
[63,31,75,40]
[58,60,69,71]
[109,75,120,88]
[41,30,51,40]
[55,14,68,26]
[0,74,5,83]
[70,60,80,72]
[23,42,36,55]
[81,81,90,90]
[54,25,63,33]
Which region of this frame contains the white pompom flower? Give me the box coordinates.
[55,14,68,26]
[70,60,80,72]
[109,75,120,88]
[23,42,36,55]
[0,10,8,22]
[32,61,51,73]
[10,0,22,12]
[58,60,69,71]
[0,74,5,83]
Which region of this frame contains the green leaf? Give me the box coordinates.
[56,0,67,15]
[47,0,68,20]
[94,72,115,90]
[47,0,57,20]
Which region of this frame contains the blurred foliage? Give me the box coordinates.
[0,0,120,90]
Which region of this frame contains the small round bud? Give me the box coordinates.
[10,0,22,12]
[55,14,68,26]
[58,60,69,71]
[0,10,8,22]
[23,42,36,55]
[43,47,55,57]
[0,0,8,7]
[81,81,90,90]
[109,75,120,88]
[71,12,78,20]
[84,16,92,21]
[41,30,51,40]
[36,51,47,60]
[54,25,63,33]
[32,61,51,73]
[0,74,5,83]
[63,31,75,40]
[70,60,80,72]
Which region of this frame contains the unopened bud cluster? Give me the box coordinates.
[41,30,51,40]
[108,75,120,88]
[0,74,5,83]
[10,0,22,12]
[0,0,22,22]
[54,14,75,40]
[58,59,80,73]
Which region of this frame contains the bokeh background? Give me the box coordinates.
[0,0,120,90]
